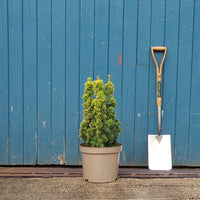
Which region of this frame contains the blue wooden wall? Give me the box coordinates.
[0,0,200,166]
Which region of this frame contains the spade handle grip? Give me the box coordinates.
[151,46,167,52]
[151,46,167,107]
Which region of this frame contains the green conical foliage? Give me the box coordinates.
[79,75,121,147]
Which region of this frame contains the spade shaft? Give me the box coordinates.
[157,106,161,136]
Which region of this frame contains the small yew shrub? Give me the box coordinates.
[79,75,121,147]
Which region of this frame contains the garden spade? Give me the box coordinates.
[148,46,172,170]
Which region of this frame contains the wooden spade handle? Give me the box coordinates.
[151,46,167,52]
[151,46,167,107]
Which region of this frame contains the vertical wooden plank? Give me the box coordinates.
[23,0,37,165]
[108,0,123,123]
[120,0,137,165]
[65,0,80,164]
[148,0,165,135]
[37,0,52,164]
[188,0,200,166]
[80,0,94,82]
[134,0,151,166]
[94,0,109,80]
[8,0,23,164]
[163,0,179,164]
[51,0,65,164]
[0,0,9,164]
[174,0,194,165]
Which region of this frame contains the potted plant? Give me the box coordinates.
[79,75,122,183]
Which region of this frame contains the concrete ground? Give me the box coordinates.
[0,177,200,199]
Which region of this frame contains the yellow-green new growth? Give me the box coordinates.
[79,75,121,147]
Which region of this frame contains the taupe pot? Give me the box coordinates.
[79,143,122,183]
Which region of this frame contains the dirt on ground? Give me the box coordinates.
[0,177,200,199]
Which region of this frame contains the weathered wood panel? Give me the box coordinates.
[8,0,23,164]
[188,0,200,166]
[120,0,137,165]
[0,0,9,165]
[174,0,194,165]
[134,0,151,166]
[23,0,37,165]
[0,0,200,166]
[65,0,80,165]
[51,0,66,164]
[37,0,52,164]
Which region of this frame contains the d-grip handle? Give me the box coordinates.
[151,46,167,52]
[151,46,167,75]
[151,46,167,107]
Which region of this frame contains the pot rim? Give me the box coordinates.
[79,143,122,154]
